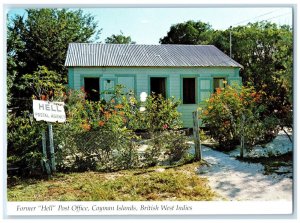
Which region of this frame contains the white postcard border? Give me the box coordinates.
[7,201,293,216]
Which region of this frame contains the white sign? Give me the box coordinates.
[33,100,66,123]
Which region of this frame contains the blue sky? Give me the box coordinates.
[7,7,293,44]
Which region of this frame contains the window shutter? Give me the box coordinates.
[117,77,135,93]
[101,78,116,101]
[198,77,213,102]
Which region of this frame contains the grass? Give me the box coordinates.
[7,162,215,201]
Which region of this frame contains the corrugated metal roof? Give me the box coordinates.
[65,43,243,68]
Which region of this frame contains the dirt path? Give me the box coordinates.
[196,146,293,201]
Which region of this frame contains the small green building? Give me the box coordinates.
[65,43,243,127]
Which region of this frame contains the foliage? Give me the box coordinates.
[7,111,45,176]
[160,20,213,44]
[142,130,190,166]
[7,8,100,111]
[105,31,135,44]
[7,8,101,175]
[55,86,186,171]
[136,94,182,132]
[7,15,22,107]
[7,83,188,176]
[7,60,16,107]
[7,66,68,176]
[199,84,274,151]
[163,130,191,164]
[212,22,293,130]
[161,20,293,131]
[21,66,65,101]
[8,162,215,201]
[53,87,139,172]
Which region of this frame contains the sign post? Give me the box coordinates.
[41,129,51,176]
[240,114,245,158]
[48,123,56,172]
[33,100,66,175]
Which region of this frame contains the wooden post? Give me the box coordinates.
[41,129,47,160]
[48,123,56,172]
[41,129,51,176]
[240,114,245,158]
[41,129,46,173]
[193,110,202,161]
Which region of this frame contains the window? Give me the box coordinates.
[183,78,196,104]
[150,77,166,98]
[213,78,226,92]
[84,77,100,101]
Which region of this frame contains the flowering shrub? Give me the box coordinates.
[136,94,182,132]
[55,86,140,171]
[55,85,185,171]
[199,84,269,151]
[8,74,186,175]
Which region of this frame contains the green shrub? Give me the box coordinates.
[54,86,140,172]
[8,83,188,175]
[7,66,68,177]
[7,111,44,176]
[57,86,187,170]
[200,84,269,151]
[135,94,182,132]
[142,130,190,166]
[164,130,190,164]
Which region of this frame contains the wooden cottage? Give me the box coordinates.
[65,43,243,127]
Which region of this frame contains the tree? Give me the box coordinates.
[160,20,293,139]
[22,66,65,101]
[213,22,293,132]
[200,84,267,152]
[7,66,66,175]
[7,15,25,107]
[105,31,135,44]
[159,20,213,44]
[7,9,101,173]
[7,9,100,110]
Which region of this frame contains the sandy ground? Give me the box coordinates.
[191,131,293,201]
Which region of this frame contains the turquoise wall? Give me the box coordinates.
[68,67,241,127]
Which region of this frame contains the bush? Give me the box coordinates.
[55,87,187,171]
[200,84,271,151]
[8,84,189,175]
[54,86,140,172]
[142,130,190,166]
[7,66,67,177]
[164,130,190,164]
[7,111,44,176]
[134,94,182,132]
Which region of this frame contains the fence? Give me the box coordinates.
[7,98,202,176]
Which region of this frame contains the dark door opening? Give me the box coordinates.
[150,77,166,98]
[84,77,100,101]
[183,78,196,104]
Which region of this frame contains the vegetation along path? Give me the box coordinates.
[196,142,292,201]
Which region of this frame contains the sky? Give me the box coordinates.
[6,7,293,44]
